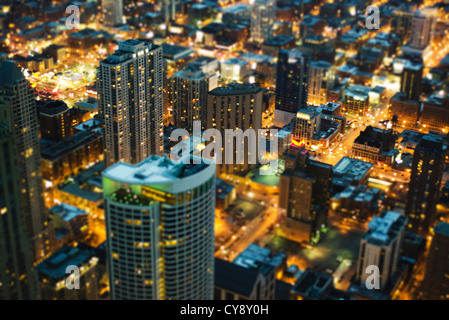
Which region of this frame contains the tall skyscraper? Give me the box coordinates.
[356,211,407,290]
[206,82,263,175]
[422,222,449,300]
[0,61,53,263]
[274,49,309,128]
[405,134,446,235]
[0,122,39,300]
[102,0,124,27]
[98,40,164,168]
[400,59,423,102]
[162,0,177,22]
[409,9,436,50]
[250,0,276,44]
[307,60,336,106]
[103,154,216,300]
[391,9,414,45]
[172,64,217,132]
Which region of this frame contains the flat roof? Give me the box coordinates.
[333,157,373,181]
[49,203,87,221]
[209,82,262,96]
[103,154,213,186]
[365,211,407,246]
[58,162,105,202]
[220,4,251,13]
[214,258,260,297]
[42,130,102,161]
[233,243,285,271]
[161,43,194,61]
[292,268,333,299]
[36,246,95,280]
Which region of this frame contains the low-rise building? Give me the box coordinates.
[389,91,420,129]
[351,126,398,164]
[343,85,370,116]
[421,94,449,134]
[332,157,374,193]
[41,130,104,186]
[214,257,275,300]
[49,203,90,249]
[35,246,100,300]
[216,178,236,211]
[332,185,384,221]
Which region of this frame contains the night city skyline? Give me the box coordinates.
[0,0,449,305]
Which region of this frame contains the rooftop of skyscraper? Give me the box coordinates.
[37,100,68,117]
[209,82,262,96]
[174,64,208,80]
[0,60,25,87]
[417,134,447,154]
[365,211,407,246]
[103,154,213,186]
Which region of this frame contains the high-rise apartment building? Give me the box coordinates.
[356,211,407,290]
[274,49,309,128]
[162,0,177,22]
[103,154,216,300]
[422,222,449,300]
[102,0,124,27]
[98,39,164,168]
[250,0,276,44]
[172,64,217,132]
[307,60,336,106]
[0,61,53,263]
[405,134,446,235]
[409,9,436,50]
[391,9,414,45]
[206,82,263,175]
[0,122,39,300]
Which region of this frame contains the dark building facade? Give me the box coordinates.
[400,59,423,102]
[274,49,309,128]
[0,61,54,263]
[420,94,449,134]
[405,134,446,235]
[37,100,71,142]
[0,122,39,300]
[279,145,332,244]
[389,91,420,129]
[422,222,449,300]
